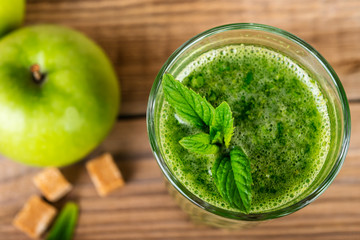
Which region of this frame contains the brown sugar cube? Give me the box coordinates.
[33,167,72,202]
[13,195,57,239]
[86,153,125,196]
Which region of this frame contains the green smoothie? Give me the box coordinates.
[158,44,330,213]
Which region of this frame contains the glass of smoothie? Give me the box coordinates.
[147,23,350,228]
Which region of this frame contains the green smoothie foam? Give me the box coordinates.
[159,44,330,213]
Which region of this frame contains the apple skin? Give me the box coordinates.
[0,25,120,167]
[0,0,25,38]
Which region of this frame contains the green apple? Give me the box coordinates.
[0,0,25,38]
[0,25,120,167]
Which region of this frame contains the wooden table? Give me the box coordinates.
[1,0,360,239]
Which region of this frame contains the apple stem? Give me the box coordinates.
[30,64,45,84]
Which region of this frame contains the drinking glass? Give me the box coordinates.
[147,23,351,228]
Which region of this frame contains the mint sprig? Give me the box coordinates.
[162,73,253,213]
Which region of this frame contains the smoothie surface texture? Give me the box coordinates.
[159,45,330,213]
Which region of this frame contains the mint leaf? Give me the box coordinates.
[46,202,79,240]
[179,133,219,154]
[212,156,232,204]
[212,156,244,211]
[230,147,252,213]
[210,102,234,148]
[162,73,215,129]
[212,147,252,213]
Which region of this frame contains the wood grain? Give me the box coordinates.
[1,0,360,239]
[24,0,360,115]
[1,103,360,240]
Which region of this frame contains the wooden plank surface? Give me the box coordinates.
[1,0,360,239]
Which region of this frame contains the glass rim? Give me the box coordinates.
[146,23,351,221]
